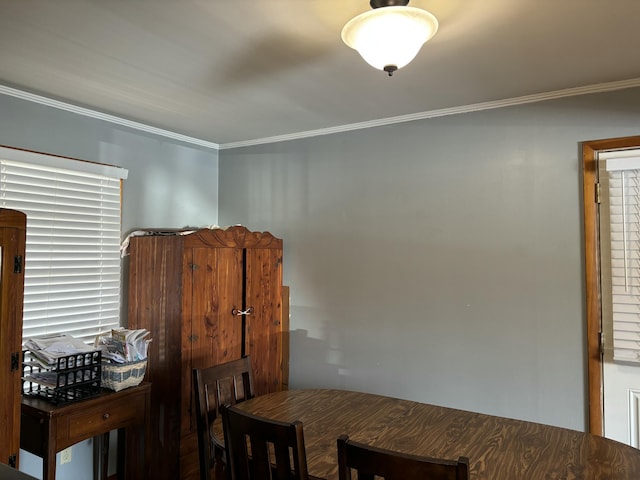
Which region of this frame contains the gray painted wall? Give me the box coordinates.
[219,87,640,432]
[0,94,219,233]
[0,93,219,479]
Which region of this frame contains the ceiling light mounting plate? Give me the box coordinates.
[370,0,410,7]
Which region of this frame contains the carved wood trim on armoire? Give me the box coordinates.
[126,226,286,480]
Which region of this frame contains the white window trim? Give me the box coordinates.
[0,146,127,179]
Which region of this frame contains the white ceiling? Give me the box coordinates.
[1,0,640,149]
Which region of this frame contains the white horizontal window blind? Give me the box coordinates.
[604,150,640,364]
[0,147,128,344]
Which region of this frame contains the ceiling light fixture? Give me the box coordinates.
[341,0,438,77]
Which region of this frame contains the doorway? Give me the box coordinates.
[582,135,640,440]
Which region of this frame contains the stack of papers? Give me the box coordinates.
[95,328,151,363]
[23,333,95,368]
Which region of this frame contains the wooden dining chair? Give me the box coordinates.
[221,404,309,480]
[337,435,469,480]
[193,356,255,480]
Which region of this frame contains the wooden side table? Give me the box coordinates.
[20,383,151,480]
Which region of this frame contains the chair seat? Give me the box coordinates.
[210,422,224,449]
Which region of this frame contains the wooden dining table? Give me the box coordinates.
[222,388,640,479]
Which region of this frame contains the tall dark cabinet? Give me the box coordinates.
[126,226,286,479]
[0,209,26,468]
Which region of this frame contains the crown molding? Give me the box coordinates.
[3,78,640,152]
[219,77,640,150]
[0,85,220,151]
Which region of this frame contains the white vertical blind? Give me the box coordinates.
[605,150,640,364]
[0,148,127,343]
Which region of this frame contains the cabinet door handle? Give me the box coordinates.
[103,413,110,420]
[231,307,253,316]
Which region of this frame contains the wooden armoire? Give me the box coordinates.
[126,226,286,480]
[0,209,26,468]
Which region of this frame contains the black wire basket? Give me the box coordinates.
[22,350,102,405]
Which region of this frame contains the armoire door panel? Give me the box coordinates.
[245,248,283,395]
[183,247,244,435]
[190,247,244,365]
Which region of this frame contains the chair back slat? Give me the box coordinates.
[249,437,271,479]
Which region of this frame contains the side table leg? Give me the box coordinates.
[43,444,56,480]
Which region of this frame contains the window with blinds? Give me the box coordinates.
[603,150,640,364]
[0,146,128,344]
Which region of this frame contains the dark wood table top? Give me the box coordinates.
[229,388,640,480]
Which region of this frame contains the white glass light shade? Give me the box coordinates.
[341,6,438,72]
